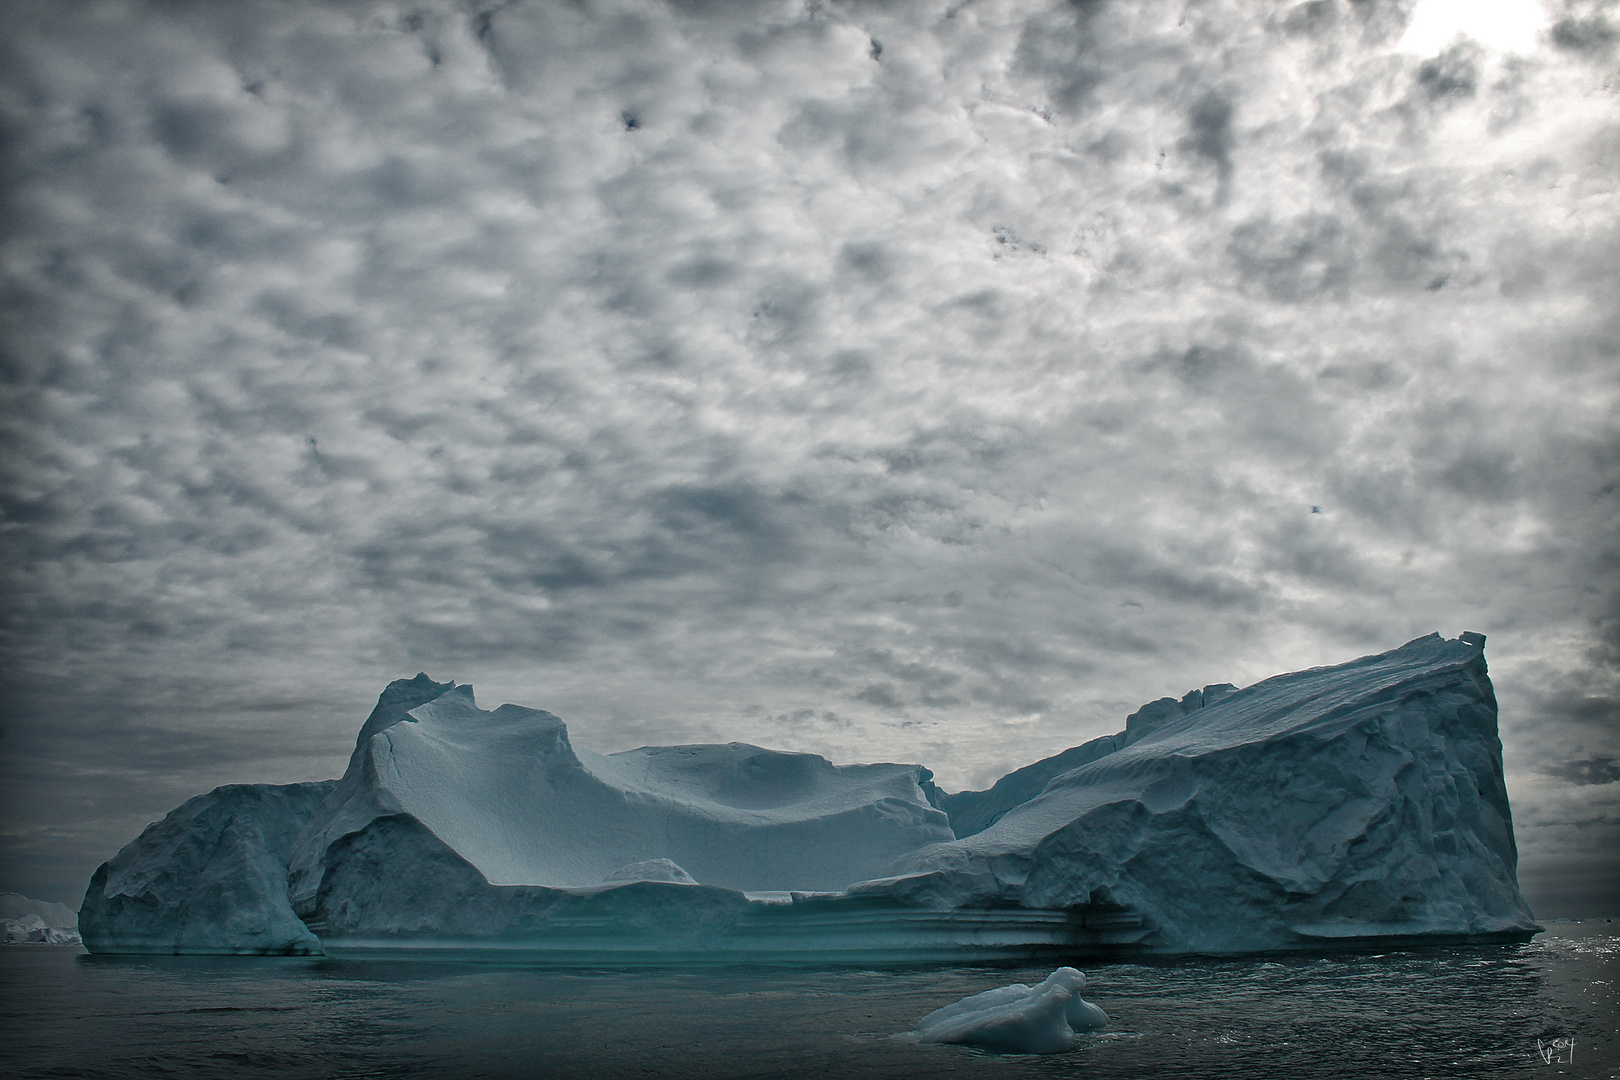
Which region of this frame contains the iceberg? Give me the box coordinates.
[914,967,1107,1054]
[80,782,335,954]
[80,632,1539,958]
[859,631,1539,953]
[1,893,81,945]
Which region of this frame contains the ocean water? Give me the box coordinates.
[1,923,1613,1080]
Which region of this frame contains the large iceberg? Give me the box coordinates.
[81,632,1539,957]
[857,631,1538,953]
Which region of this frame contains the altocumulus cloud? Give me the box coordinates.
[0,0,1616,914]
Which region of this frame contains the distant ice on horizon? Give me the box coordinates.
[2,892,81,945]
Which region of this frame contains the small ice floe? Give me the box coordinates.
[914,967,1107,1054]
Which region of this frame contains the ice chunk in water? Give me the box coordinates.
[914,967,1107,1053]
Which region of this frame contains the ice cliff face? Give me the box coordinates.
[857,632,1538,953]
[284,672,458,916]
[79,632,1538,957]
[80,782,335,954]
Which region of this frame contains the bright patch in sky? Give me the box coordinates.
[1399,0,1548,54]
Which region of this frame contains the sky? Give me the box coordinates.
[0,0,1615,918]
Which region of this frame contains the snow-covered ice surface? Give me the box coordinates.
[913,967,1108,1053]
[81,632,1538,958]
[282,675,950,923]
[293,684,950,895]
[286,683,956,951]
[938,734,1126,839]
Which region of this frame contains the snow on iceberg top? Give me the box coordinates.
[292,681,953,895]
[1106,632,1490,759]
[933,632,1494,859]
[90,631,1533,958]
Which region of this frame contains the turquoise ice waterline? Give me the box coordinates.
[4,923,1613,1080]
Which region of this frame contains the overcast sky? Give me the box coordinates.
[1,0,1615,916]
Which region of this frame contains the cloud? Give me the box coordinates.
[1510,769,1620,916]
[0,0,1616,906]
[1542,756,1620,786]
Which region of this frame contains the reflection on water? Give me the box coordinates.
[1,923,1613,1079]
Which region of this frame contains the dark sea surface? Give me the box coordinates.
[1,922,1613,1080]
